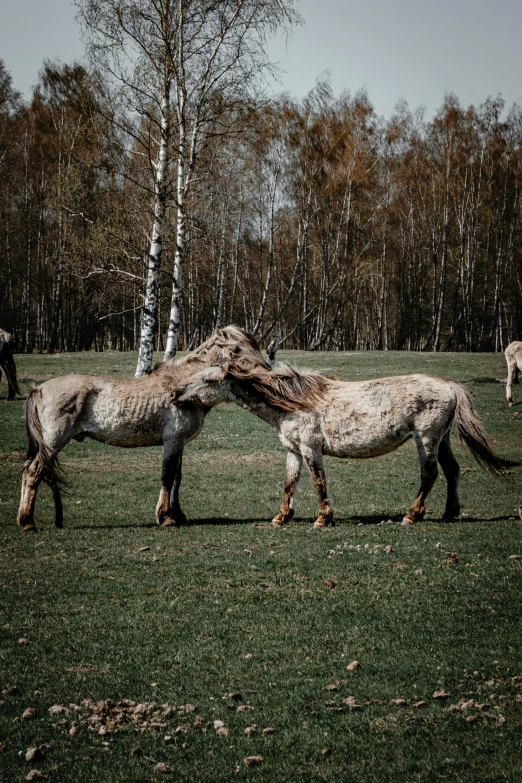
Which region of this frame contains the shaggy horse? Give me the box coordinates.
[17,327,268,532]
[173,360,508,527]
[505,341,522,405]
[0,329,20,400]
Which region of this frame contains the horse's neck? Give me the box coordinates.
[161,355,210,384]
[226,382,285,429]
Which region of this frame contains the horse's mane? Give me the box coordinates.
[151,326,266,380]
[193,325,263,355]
[225,360,336,412]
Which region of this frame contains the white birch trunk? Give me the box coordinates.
[135,89,170,377]
[164,8,187,361]
[164,148,185,360]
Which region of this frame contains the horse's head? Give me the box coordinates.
[172,364,230,408]
[192,326,270,370]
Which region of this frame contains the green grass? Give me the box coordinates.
[1,349,522,782]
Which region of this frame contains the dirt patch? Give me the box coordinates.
[48,699,206,738]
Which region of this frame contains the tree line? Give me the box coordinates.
[1,23,521,360]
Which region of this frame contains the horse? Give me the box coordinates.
[505,341,522,405]
[0,329,20,400]
[17,327,269,532]
[173,359,508,528]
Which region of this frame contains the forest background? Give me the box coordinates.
[1,1,522,361]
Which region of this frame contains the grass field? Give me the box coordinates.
[1,349,522,782]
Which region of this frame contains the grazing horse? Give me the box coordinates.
[505,341,522,405]
[17,327,268,532]
[0,329,20,400]
[173,360,508,528]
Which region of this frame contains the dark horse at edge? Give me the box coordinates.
[0,329,20,400]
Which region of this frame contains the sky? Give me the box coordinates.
[1,0,521,118]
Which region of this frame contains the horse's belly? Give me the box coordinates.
[83,399,168,447]
[323,417,412,459]
[325,435,411,459]
[88,428,163,448]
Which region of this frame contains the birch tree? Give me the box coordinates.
[76,0,299,374]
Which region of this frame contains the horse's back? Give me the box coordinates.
[505,341,522,365]
[327,373,455,408]
[37,374,106,411]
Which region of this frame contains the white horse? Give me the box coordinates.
[505,341,522,405]
[173,360,508,527]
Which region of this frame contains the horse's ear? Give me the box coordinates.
[215,326,224,339]
[266,329,281,369]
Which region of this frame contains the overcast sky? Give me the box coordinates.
[1,0,521,118]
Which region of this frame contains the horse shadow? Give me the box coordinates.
[464,376,504,384]
[71,512,515,531]
[72,517,255,530]
[72,521,159,531]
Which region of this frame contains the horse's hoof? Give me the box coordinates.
[160,518,176,528]
[272,511,292,527]
[314,516,334,528]
[401,516,415,526]
[21,523,36,532]
[441,511,459,524]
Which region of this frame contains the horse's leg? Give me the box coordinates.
[50,475,64,528]
[1,350,18,400]
[506,358,517,405]
[302,450,334,528]
[272,450,303,527]
[156,442,186,527]
[402,436,438,525]
[6,367,16,400]
[0,359,12,401]
[169,451,188,526]
[438,431,460,523]
[17,455,47,531]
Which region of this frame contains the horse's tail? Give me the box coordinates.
[25,387,65,496]
[451,382,511,476]
[1,342,20,396]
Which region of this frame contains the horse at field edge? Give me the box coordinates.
[173,358,509,528]
[505,341,522,405]
[17,327,269,532]
[0,329,20,400]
